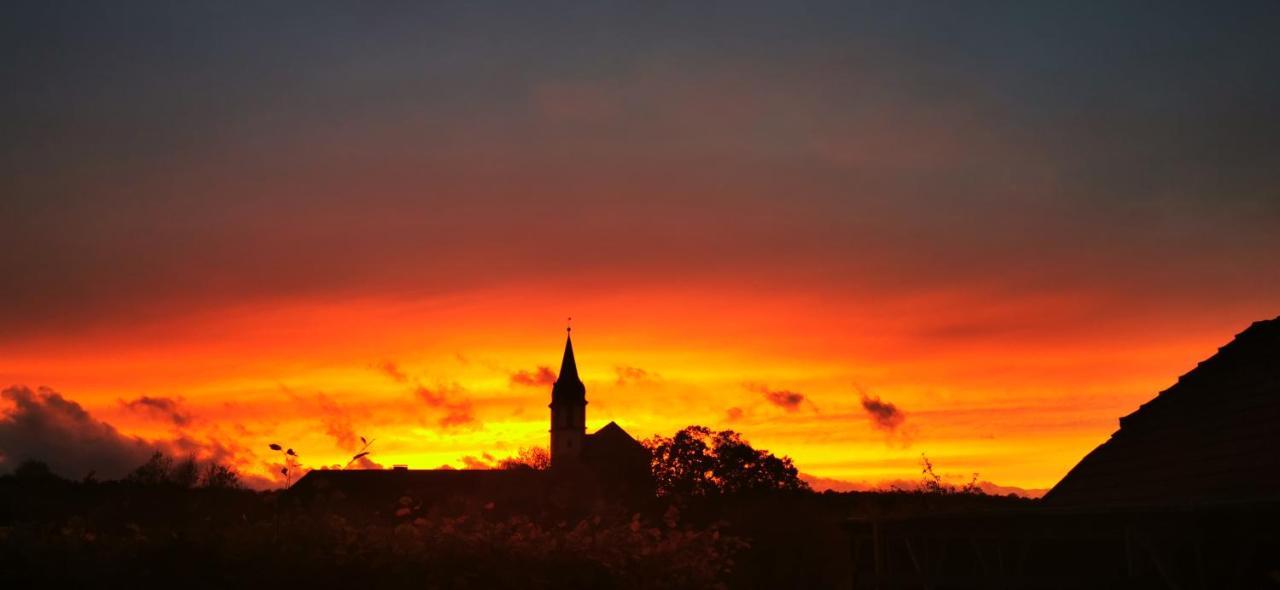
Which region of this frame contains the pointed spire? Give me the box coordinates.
[557,330,580,384]
[551,321,586,405]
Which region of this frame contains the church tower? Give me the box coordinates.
[549,327,587,468]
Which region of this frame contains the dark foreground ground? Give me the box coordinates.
[0,471,1029,589]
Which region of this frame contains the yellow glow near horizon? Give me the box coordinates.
[0,284,1260,491]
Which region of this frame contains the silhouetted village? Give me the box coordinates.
[292,331,655,506]
[3,321,1279,588]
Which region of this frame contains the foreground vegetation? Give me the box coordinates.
[0,427,1032,588]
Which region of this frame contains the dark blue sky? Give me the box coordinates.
[2,1,1278,337]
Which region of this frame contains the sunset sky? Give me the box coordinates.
[3,2,1279,491]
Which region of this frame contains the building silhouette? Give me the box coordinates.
[291,328,651,502]
[549,331,587,467]
[547,330,650,476]
[845,315,1280,587]
[1044,315,1280,507]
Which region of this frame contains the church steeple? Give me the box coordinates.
[557,332,581,385]
[549,324,587,468]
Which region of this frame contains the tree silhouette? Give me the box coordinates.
[645,426,808,496]
[200,462,241,489]
[126,451,174,486]
[121,451,241,488]
[171,454,199,488]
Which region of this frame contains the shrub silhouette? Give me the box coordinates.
[915,453,981,495]
[0,481,747,588]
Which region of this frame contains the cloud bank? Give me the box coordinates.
[1,386,156,479]
[1,386,245,481]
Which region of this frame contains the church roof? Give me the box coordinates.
[1044,316,1280,508]
[586,421,642,449]
[583,421,647,463]
[581,421,653,490]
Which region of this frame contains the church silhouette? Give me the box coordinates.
[291,329,652,502]
[548,329,649,470]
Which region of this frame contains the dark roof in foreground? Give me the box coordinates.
[1044,316,1280,508]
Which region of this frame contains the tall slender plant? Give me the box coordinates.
[344,436,376,469]
[268,443,301,487]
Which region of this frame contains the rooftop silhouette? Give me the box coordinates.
[1046,315,1280,506]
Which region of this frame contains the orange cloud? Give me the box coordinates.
[746,383,812,413]
[458,453,497,470]
[510,366,556,387]
[415,384,477,430]
[377,361,410,384]
[314,393,359,451]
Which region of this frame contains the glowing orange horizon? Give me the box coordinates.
[1,282,1262,492]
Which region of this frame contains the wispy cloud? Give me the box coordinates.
[376,361,410,384]
[615,365,658,385]
[510,366,556,387]
[121,395,192,427]
[745,383,813,413]
[458,452,496,469]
